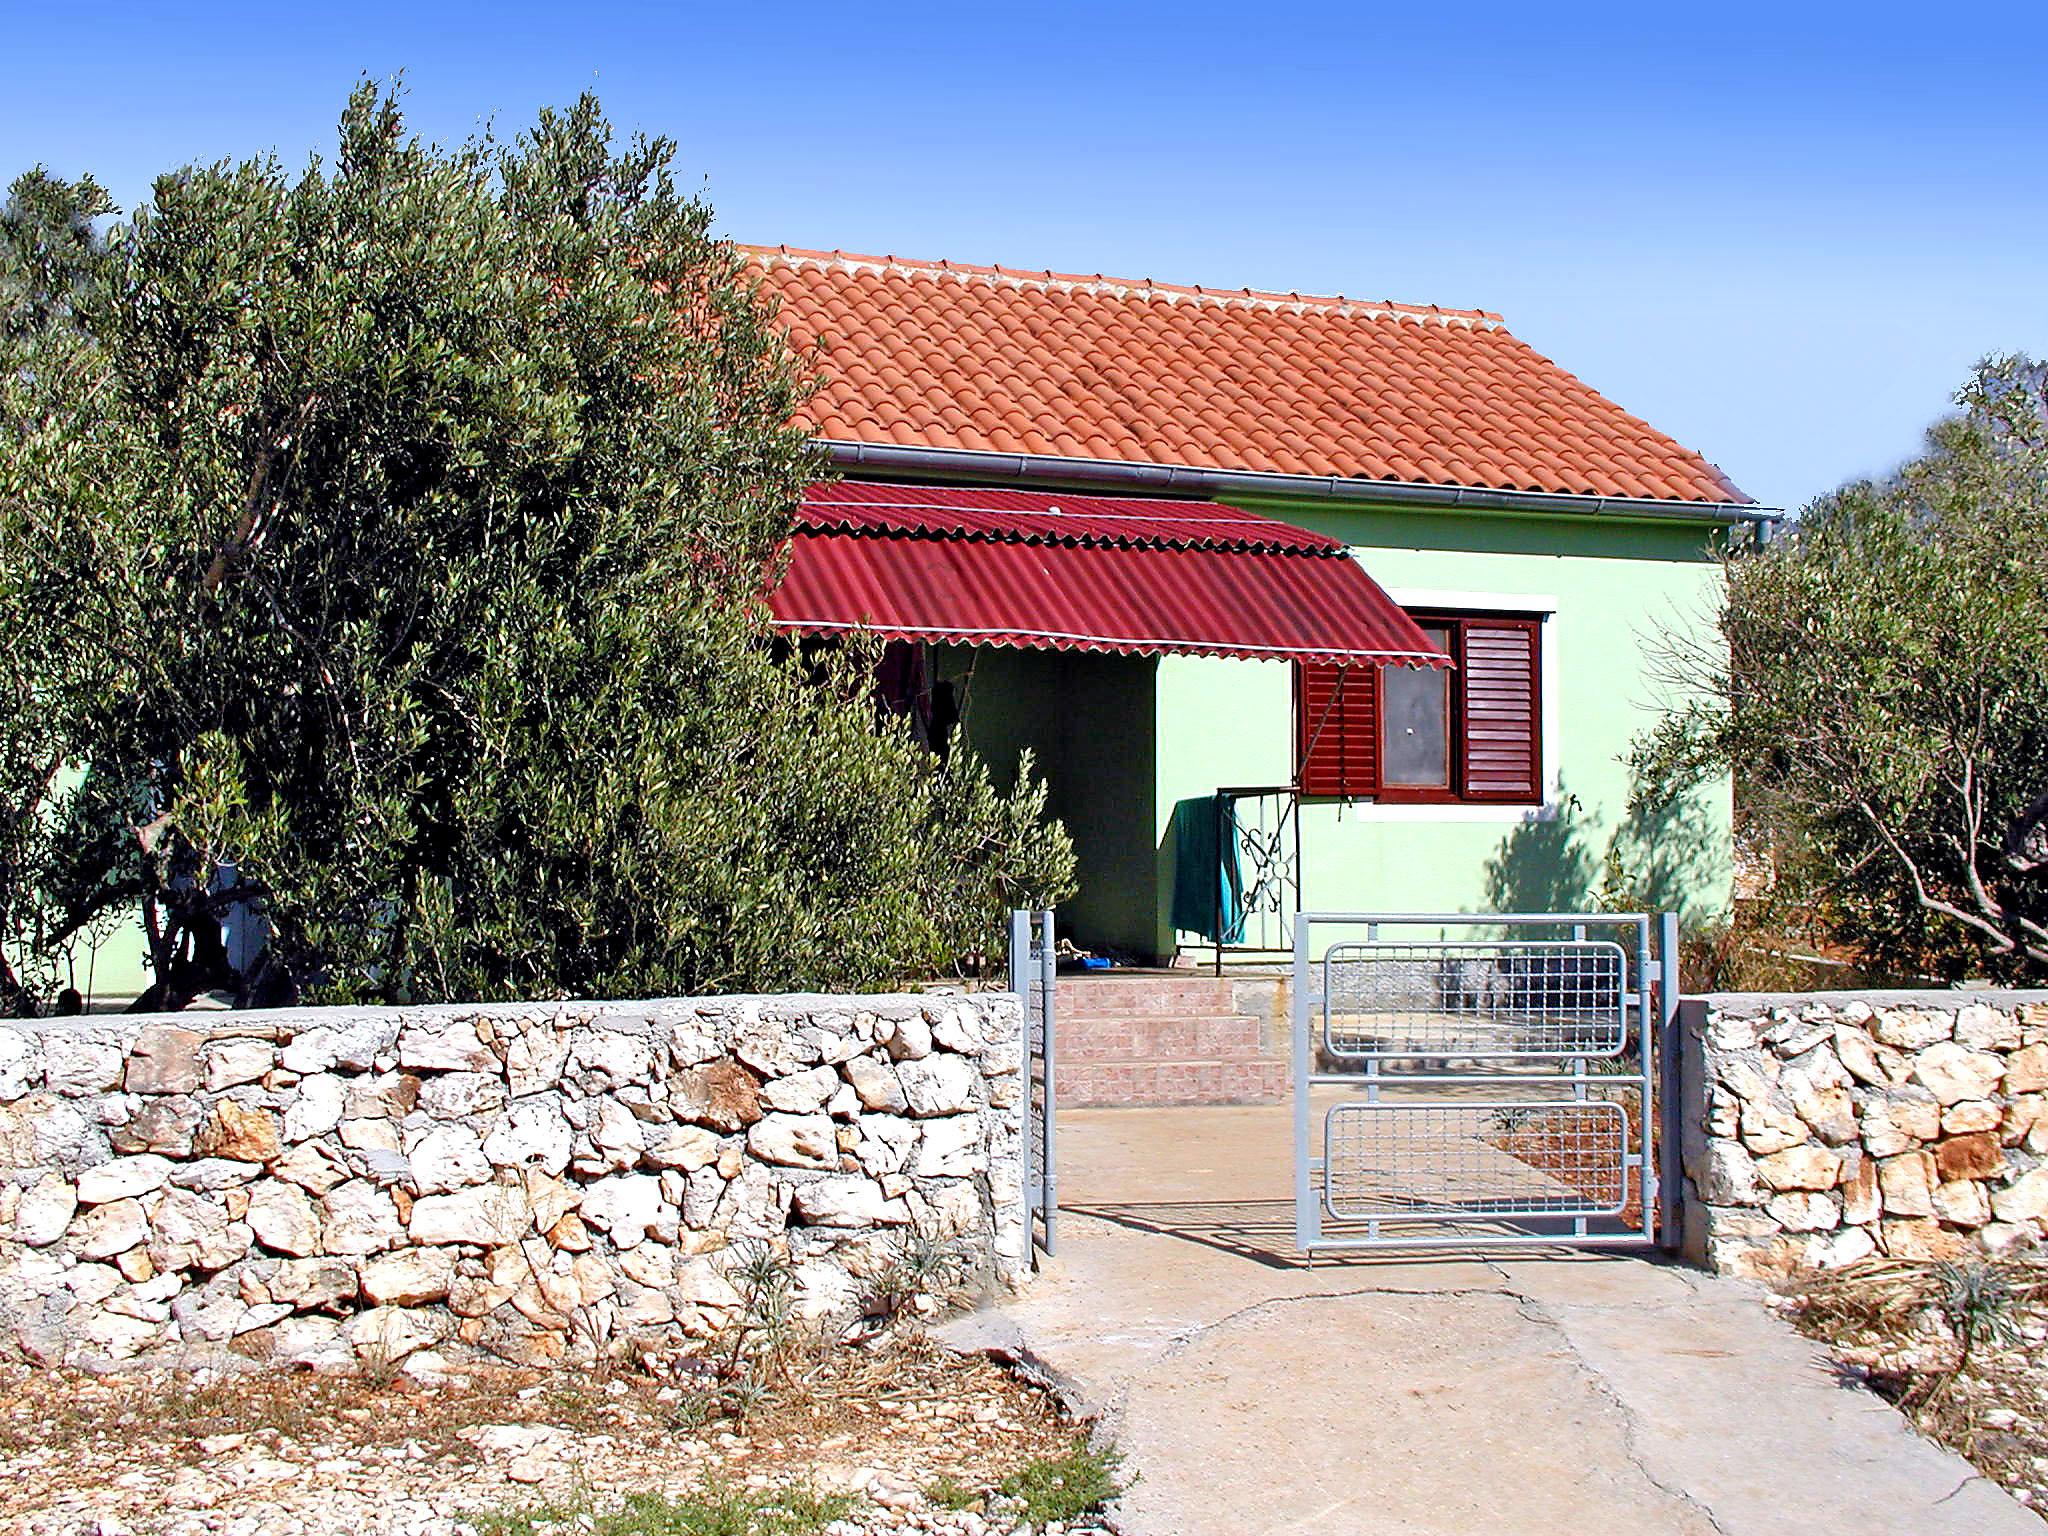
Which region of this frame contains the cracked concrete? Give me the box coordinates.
[943,1102,2038,1535]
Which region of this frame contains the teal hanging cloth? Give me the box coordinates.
[1170,794,1244,944]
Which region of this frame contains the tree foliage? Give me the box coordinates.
[1635,356,2048,979]
[0,85,1073,1012]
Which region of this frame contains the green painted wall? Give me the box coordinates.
[1149,499,1735,958]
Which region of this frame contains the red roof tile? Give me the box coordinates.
[746,246,1749,506]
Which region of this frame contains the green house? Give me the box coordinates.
[752,246,1771,964]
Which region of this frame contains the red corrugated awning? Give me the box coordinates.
[767,482,1449,666]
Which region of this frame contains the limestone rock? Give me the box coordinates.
[150,1189,249,1271]
[1991,1166,2048,1223]
[569,1028,653,1088]
[1737,1094,1807,1156]
[1764,1192,1839,1232]
[793,1175,891,1227]
[110,1095,202,1157]
[1832,1027,1889,1088]
[44,1036,126,1095]
[1878,1151,1936,1218]
[1955,1003,2021,1051]
[482,1098,572,1176]
[75,1197,145,1259]
[283,1073,347,1142]
[896,1055,976,1117]
[320,1180,406,1255]
[645,1124,720,1171]
[1754,1145,1841,1193]
[407,1184,528,1247]
[748,1113,837,1169]
[360,1247,457,1305]
[1932,1131,2004,1183]
[397,1019,496,1073]
[913,1114,985,1178]
[1912,1042,2005,1106]
[1942,1099,2001,1135]
[2004,1044,2048,1095]
[1840,1156,1881,1225]
[1880,1218,1969,1261]
[762,1064,840,1115]
[844,1054,908,1113]
[417,1072,506,1119]
[271,1140,350,1194]
[205,1039,276,1092]
[1931,1179,1992,1228]
[196,1101,282,1164]
[1873,1009,1951,1051]
[248,1181,323,1257]
[77,1154,173,1205]
[282,1018,394,1075]
[410,1126,490,1195]
[12,1172,76,1246]
[124,1025,204,1094]
[578,1174,669,1248]
[672,1061,763,1132]
[885,1014,934,1062]
[266,1257,358,1310]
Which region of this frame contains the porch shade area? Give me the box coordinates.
[768,481,1449,665]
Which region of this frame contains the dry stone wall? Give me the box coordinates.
[1678,992,2048,1277]
[0,992,1026,1371]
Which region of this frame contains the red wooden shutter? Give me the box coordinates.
[1459,619,1541,801]
[1296,661,1378,798]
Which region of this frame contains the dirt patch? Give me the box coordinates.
[1778,1255,2048,1521]
[0,1336,1091,1536]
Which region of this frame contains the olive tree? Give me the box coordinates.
[1635,356,2048,980]
[0,86,1072,1011]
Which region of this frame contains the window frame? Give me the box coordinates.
[1293,609,1544,808]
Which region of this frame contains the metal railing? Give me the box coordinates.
[1212,785,1301,972]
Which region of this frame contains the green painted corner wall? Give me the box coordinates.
[939,644,1162,956]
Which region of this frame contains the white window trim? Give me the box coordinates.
[1336,585,1562,824]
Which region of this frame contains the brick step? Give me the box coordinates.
[1054,1013,1266,1061]
[1052,978,1238,1016]
[1055,1056,1290,1108]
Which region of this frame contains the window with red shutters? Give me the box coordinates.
[1294,613,1542,805]
[1294,662,1376,798]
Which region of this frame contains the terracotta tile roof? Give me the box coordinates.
[745,245,1750,506]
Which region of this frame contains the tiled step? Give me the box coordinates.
[1055,1013,1266,1061]
[1055,1056,1289,1107]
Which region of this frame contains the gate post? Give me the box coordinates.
[1008,910,1034,1252]
[1655,911,1684,1250]
[1036,908,1058,1258]
[1291,910,1314,1256]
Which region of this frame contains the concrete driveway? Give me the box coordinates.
[945,1103,2038,1536]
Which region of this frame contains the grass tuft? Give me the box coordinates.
[465,1478,855,1536]
[996,1436,1127,1525]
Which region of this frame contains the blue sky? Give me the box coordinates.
[10,1,2047,512]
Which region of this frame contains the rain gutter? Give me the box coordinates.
[820,440,1782,529]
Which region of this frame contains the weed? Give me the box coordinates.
[996,1436,1126,1525]
[467,1479,854,1536]
[1932,1260,2023,1377]
[863,1230,966,1330]
[921,1471,982,1511]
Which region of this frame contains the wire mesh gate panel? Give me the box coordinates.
[1008,909,1057,1259]
[1293,912,1680,1255]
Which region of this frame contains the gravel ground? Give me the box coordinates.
[1776,1259,2048,1520]
[0,1339,1116,1536]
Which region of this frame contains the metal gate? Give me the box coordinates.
[1008,909,1057,1259]
[1292,911,1680,1256]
